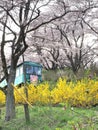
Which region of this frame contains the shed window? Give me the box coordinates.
[26,65,34,74]
[33,67,41,75]
[26,65,41,75]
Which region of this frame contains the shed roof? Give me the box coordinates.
[17,61,42,67]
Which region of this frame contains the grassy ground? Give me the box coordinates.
[0,105,98,130]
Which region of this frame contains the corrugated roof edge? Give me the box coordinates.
[17,61,43,67]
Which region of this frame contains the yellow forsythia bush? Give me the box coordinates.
[51,78,73,104]
[14,82,51,105]
[1,78,98,107]
[0,90,5,105]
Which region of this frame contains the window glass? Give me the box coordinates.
[37,68,41,75]
[25,65,41,75]
[33,67,41,75]
[26,65,33,74]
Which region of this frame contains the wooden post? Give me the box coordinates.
[0,108,2,130]
[0,109,1,119]
[22,55,30,123]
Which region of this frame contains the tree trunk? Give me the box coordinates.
[5,66,16,121]
[5,84,15,121]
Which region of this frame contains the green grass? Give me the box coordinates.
[0,105,98,130]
